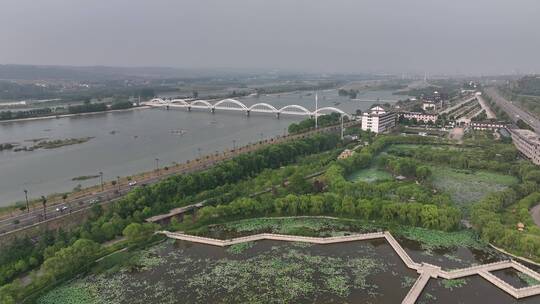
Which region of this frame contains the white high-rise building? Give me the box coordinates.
[361,106,396,133]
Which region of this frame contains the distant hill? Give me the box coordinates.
[0,65,262,81]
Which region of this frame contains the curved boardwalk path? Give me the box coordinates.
[159,230,540,303]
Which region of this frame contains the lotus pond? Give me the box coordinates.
[37,217,540,303]
[346,167,393,183]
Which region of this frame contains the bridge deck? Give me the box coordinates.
[402,272,432,304]
[146,99,351,118]
[383,232,421,270]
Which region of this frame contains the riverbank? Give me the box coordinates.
[0,105,149,124]
[0,121,355,229]
[490,243,540,267]
[4,131,540,304]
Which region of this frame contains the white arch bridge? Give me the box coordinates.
[147,98,350,118]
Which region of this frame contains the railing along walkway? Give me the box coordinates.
[402,272,433,304]
[158,230,540,303]
[160,231,385,247]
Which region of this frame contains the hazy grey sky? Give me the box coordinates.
[1,0,539,75]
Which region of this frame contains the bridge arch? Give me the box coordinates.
[171,99,190,106]
[315,107,350,118]
[190,100,213,108]
[248,103,278,112]
[214,98,248,110]
[278,104,311,115]
[150,98,165,103]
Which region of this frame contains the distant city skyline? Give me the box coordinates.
[1,0,539,75]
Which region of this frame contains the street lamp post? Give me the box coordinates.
[341,114,344,140]
[260,132,263,143]
[155,158,160,175]
[116,176,120,192]
[41,196,47,220]
[23,189,29,213]
[197,147,202,159]
[99,171,104,191]
[233,139,236,151]
[315,92,318,129]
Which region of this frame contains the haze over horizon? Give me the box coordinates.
[1,0,539,75]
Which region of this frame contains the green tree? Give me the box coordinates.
[415,166,431,181]
[341,196,356,215]
[420,205,439,229]
[42,239,100,279]
[122,223,157,245]
[288,172,312,194]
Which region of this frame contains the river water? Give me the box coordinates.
[0,89,401,206]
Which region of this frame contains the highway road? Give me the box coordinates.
[485,87,540,133]
[0,161,216,234]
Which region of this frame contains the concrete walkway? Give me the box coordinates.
[476,94,497,119]
[449,127,464,143]
[530,204,540,228]
[160,230,540,303]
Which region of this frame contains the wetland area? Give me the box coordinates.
[37,218,540,304]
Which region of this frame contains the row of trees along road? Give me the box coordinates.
[0,133,340,303]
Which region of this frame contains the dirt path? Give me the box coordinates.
[530,204,540,228]
[449,127,464,143]
[476,94,496,119]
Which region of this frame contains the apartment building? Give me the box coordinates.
[510,128,540,165]
[361,106,396,133]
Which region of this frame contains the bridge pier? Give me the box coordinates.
[187,106,191,112]
[246,110,250,116]
[275,112,280,119]
[211,108,215,114]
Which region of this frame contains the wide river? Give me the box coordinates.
[0,89,403,206]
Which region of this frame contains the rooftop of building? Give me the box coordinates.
[364,106,392,116]
[471,121,507,125]
[400,111,437,116]
[512,129,540,145]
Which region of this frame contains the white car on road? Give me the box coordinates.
[55,206,68,212]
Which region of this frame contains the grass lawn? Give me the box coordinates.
[429,166,517,207]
